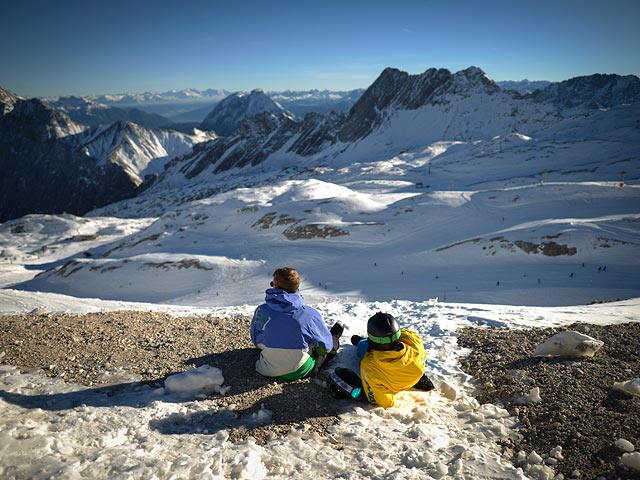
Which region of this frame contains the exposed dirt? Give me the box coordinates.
[458,322,640,480]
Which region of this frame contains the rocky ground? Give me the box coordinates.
[1,312,639,479]
[0,311,338,444]
[458,322,640,480]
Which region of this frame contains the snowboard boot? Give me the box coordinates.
[413,373,435,391]
[312,322,344,377]
[330,321,344,338]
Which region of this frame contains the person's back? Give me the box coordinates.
[250,267,339,380]
[360,328,426,407]
[356,312,428,408]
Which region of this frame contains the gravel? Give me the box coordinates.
[458,322,640,480]
[0,311,339,444]
[2,311,638,479]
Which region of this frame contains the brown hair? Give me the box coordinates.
[273,267,300,293]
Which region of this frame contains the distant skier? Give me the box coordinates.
[329,312,433,408]
[251,267,343,380]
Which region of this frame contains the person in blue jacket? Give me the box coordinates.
[251,267,343,380]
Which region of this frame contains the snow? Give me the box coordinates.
[164,365,226,398]
[613,378,640,397]
[514,387,542,405]
[622,452,640,472]
[0,291,638,479]
[533,330,604,357]
[80,122,211,184]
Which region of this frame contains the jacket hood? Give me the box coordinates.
[265,288,304,312]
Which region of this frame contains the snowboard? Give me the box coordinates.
[327,367,364,400]
[327,367,435,401]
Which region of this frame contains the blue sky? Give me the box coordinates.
[2,0,639,97]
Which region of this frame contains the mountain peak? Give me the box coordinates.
[461,65,487,77]
[338,65,500,141]
[199,89,293,136]
[0,86,20,115]
[451,66,499,93]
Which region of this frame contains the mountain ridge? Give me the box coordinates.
[2,66,639,222]
[526,73,640,112]
[148,66,559,189]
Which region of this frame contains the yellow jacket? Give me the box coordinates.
[360,328,426,408]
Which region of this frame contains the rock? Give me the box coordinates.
[621,452,640,472]
[615,438,635,453]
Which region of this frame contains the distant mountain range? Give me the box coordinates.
[1,69,639,222]
[497,80,553,94]
[47,96,174,129]
[0,88,210,221]
[153,67,562,185]
[41,80,569,128]
[44,88,366,123]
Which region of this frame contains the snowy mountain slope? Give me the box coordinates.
[0,90,134,222]
[133,67,562,192]
[168,109,345,183]
[79,121,214,185]
[33,83,633,307]
[0,86,20,114]
[0,214,155,287]
[0,86,214,220]
[406,103,640,190]
[3,65,640,306]
[199,89,294,135]
[94,90,640,219]
[336,66,558,145]
[13,176,640,307]
[0,88,86,140]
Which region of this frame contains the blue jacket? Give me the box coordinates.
[251,288,333,377]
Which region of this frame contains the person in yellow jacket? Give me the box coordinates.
[349,312,434,408]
